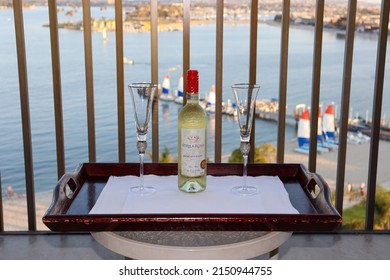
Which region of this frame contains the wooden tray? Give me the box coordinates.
[42,163,341,232]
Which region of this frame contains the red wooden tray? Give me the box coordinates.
[42,163,341,232]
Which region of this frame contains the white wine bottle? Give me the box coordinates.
[178,70,207,193]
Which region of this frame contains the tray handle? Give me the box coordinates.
[305,174,323,200]
[45,172,80,215]
[58,172,79,199]
[304,172,337,214]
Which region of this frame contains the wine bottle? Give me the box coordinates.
[178,70,207,193]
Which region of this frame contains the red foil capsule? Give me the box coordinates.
[186,69,199,93]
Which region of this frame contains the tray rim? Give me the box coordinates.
[42,162,342,232]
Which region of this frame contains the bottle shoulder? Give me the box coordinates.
[179,103,207,118]
[178,103,207,128]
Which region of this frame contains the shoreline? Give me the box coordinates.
[3,139,390,231]
[41,18,389,38]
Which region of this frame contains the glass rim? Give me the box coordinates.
[231,83,260,89]
[128,82,158,88]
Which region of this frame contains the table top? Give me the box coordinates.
[91,231,293,260]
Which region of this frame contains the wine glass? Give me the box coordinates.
[128,82,157,195]
[231,83,260,195]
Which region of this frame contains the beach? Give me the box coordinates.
[285,139,390,194]
[2,190,53,231]
[2,139,390,231]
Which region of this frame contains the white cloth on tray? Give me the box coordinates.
[89,175,299,215]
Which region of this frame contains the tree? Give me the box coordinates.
[254,143,276,163]
[147,146,175,163]
[375,187,390,229]
[228,147,243,163]
[342,186,390,230]
[228,143,276,163]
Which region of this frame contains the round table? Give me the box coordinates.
[91,231,292,260]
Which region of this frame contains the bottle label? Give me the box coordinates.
[181,128,206,177]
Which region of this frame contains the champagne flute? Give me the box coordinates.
[128,82,157,195]
[231,83,260,195]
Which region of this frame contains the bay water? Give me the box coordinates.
[0,6,389,195]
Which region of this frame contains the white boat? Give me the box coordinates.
[318,107,338,150]
[159,73,174,102]
[321,104,339,149]
[123,57,134,65]
[347,132,363,144]
[222,99,236,116]
[205,85,216,113]
[357,131,370,142]
[102,28,107,42]
[347,131,370,144]
[323,104,336,141]
[295,109,329,154]
[174,74,184,104]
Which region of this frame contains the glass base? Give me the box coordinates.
[231,186,257,196]
[130,186,156,196]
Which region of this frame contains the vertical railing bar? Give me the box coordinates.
[82,0,96,163]
[277,0,290,164]
[115,0,125,163]
[0,171,4,231]
[214,0,224,163]
[183,0,190,105]
[335,0,357,216]
[249,0,258,163]
[13,0,36,231]
[308,0,324,173]
[365,0,389,230]
[48,0,65,179]
[150,0,159,162]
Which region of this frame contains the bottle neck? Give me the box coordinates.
[186,92,199,104]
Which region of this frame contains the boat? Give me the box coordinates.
[174,74,184,104]
[159,73,174,102]
[295,109,329,154]
[204,85,216,113]
[347,131,370,144]
[321,104,339,149]
[323,104,337,141]
[123,57,134,65]
[318,107,338,150]
[102,28,107,42]
[222,99,236,116]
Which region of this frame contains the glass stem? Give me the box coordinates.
[139,152,145,189]
[243,154,248,190]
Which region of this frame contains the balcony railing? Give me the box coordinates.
[0,0,389,233]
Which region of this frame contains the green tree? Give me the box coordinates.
[342,186,390,230]
[375,187,390,229]
[159,146,175,163]
[254,143,276,163]
[228,143,276,163]
[147,146,175,163]
[228,147,243,163]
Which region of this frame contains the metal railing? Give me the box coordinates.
[1,0,389,232]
